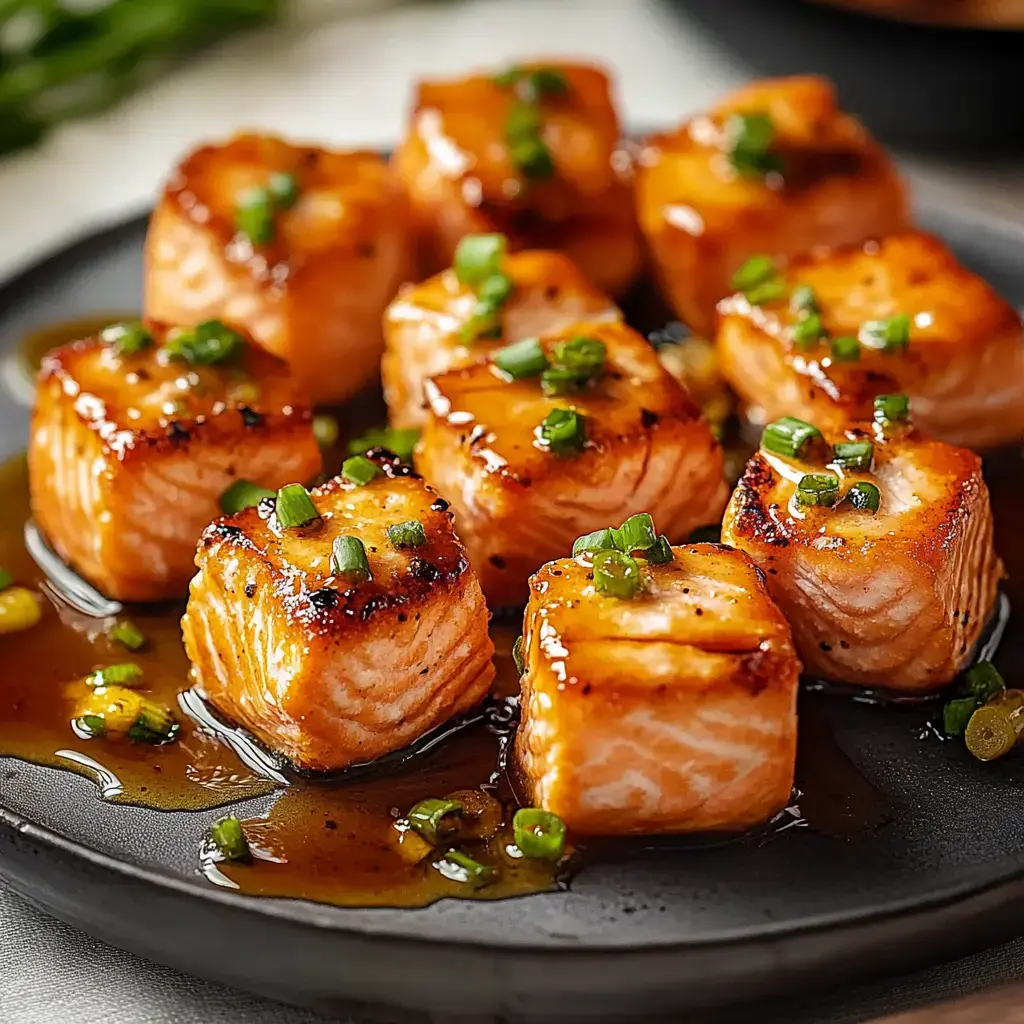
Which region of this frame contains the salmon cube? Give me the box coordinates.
[416,320,727,606]
[392,62,642,298]
[516,541,800,835]
[29,320,320,603]
[636,76,908,336]
[181,459,494,771]
[721,410,1004,691]
[383,245,620,427]
[717,231,1024,449]
[145,133,409,405]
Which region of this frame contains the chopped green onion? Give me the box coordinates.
[761,416,822,459]
[0,569,11,592]
[513,807,567,861]
[795,473,840,508]
[512,635,525,675]
[493,337,549,380]
[790,285,818,315]
[539,408,586,457]
[460,275,514,344]
[730,254,777,292]
[726,112,783,177]
[164,320,244,366]
[454,234,507,288]
[831,440,874,470]
[493,66,524,88]
[593,549,644,600]
[539,367,582,396]
[209,816,252,863]
[830,335,860,363]
[860,314,911,354]
[968,661,1006,703]
[409,797,464,846]
[508,123,555,180]
[341,455,383,487]
[101,320,151,355]
[943,697,978,737]
[479,272,514,307]
[220,479,275,515]
[108,620,145,652]
[86,663,143,689]
[965,703,1022,762]
[235,186,276,245]
[268,171,300,209]
[552,336,606,377]
[840,481,881,513]
[572,527,616,557]
[524,67,569,98]
[506,100,543,141]
[127,699,179,745]
[435,849,496,888]
[612,513,656,554]
[744,277,787,306]
[331,536,371,583]
[312,414,339,449]
[77,715,106,738]
[644,535,674,564]
[873,393,911,424]
[348,426,419,463]
[792,313,824,349]
[274,484,320,529]
[387,519,427,549]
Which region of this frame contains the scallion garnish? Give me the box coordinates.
[274,484,320,529]
[859,314,911,354]
[461,272,515,343]
[409,797,464,846]
[101,320,152,355]
[645,535,674,564]
[493,337,549,380]
[830,335,860,363]
[86,663,143,689]
[435,849,496,888]
[0,569,11,592]
[840,481,881,513]
[725,112,783,178]
[612,513,657,554]
[495,64,561,181]
[873,393,910,425]
[730,254,776,293]
[268,171,300,209]
[512,635,525,675]
[513,808,567,861]
[348,426,419,463]
[538,367,580,396]
[572,528,616,557]
[108,620,145,652]
[164,320,244,366]
[792,312,824,349]
[331,535,371,583]
[235,186,276,245]
[312,414,339,449]
[220,479,275,515]
[539,408,586,457]
[126,699,179,745]
[968,661,1005,703]
[831,439,874,470]
[341,455,382,487]
[943,697,977,737]
[593,549,644,600]
[387,519,426,549]
[209,816,252,863]
[795,472,840,508]
[454,234,507,288]
[761,416,821,459]
[790,285,818,315]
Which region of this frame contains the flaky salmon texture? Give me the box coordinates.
[717,231,1024,450]
[516,544,801,835]
[722,417,1004,692]
[383,247,620,428]
[145,133,409,405]
[416,319,728,607]
[181,460,494,772]
[29,322,321,603]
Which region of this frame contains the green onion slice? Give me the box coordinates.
[460,300,504,344]
[873,393,910,424]
[830,335,860,363]
[493,337,549,380]
[512,635,525,675]
[220,479,275,515]
[744,277,787,306]
[831,439,874,470]
[552,336,606,377]
[86,663,143,689]
[726,112,783,177]
[127,700,179,745]
[312,414,339,449]
[539,408,586,456]
[348,426,419,463]
[539,367,581,396]
[435,849,496,888]
[341,455,383,487]
[795,473,840,508]
[0,569,12,592]
[792,312,824,349]
[943,697,977,738]
[840,481,881,513]
[513,807,567,861]
[593,549,644,600]
[235,187,276,245]
[209,816,252,862]
[730,254,776,292]
[859,314,911,354]
[968,661,1006,703]
[454,234,507,288]
[331,536,371,584]
[572,527,616,557]
[164,320,244,365]
[268,171,300,209]
[409,797,464,846]
[612,513,656,554]
[108,620,145,652]
[790,285,818,315]
[387,519,427,549]
[506,100,543,141]
[274,484,320,529]
[509,130,555,180]
[101,320,152,355]
[644,535,674,564]
[761,416,821,459]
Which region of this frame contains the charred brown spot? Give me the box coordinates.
[641,409,659,429]
[429,498,450,512]
[308,588,339,610]
[489,555,507,570]
[244,582,256,598]
[240,406,263,428]
[166,420,190,442]
[409,558,443,583]
[356,242,376,259]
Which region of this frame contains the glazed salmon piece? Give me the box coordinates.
[145,133,409,405]
[516,541,800,835]
[717,232,1024,449]
[392,62,642,297]
[416,320,727,606]
[383,246,620,427]
[29,320,320,603]
[636,75,909,336]
[181,459,494,772]
[721,409,1004,691]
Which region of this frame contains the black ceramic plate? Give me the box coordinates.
[2,198,1024,1023]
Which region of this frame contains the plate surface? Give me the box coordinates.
[2,202,1024,1021]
